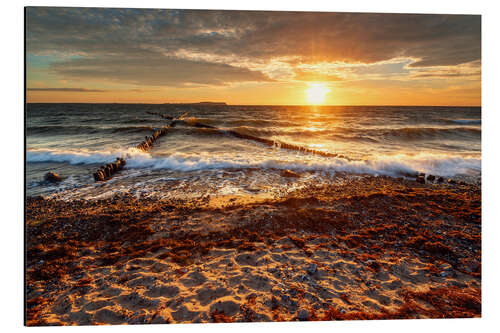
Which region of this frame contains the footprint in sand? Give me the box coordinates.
[144,284,180,298]
[374,269,391,281]
[82,299,114,312]
[242,274,271,291]
[317,287,337,300]
[196,287,232,306]
[115,292,159,311]
[73,295,87,308]
[363,288,392,306]
[235,252,267,266]
[271,253,288,263]
[127,275,156,288]
[209,300,240,316]
[151,262,170,273]
[52,295,72,315]
[391,261,415,282]
[98,286,122,297]
[228,274,243,287]
[127,258,157,267]
[68,310,92,325]
[383,279,403,290]
[362,300,381,311]
[171,305,200,322]
[93,308,127,325]
[180,271,207,287]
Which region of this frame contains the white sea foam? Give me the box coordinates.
[26,147,150,165]
[27,148,481,177]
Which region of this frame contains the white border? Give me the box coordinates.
[2,0,499,332]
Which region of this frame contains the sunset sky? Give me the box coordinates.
[25,8,481,105]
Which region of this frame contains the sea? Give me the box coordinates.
[26,104,481,200]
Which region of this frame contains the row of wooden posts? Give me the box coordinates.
[136,126,171,151]
[93,157,127,181]
[92,112,457,185]
[93,125,172,182]
[174,117,352,161]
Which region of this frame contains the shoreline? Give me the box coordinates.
[25,175,481,325]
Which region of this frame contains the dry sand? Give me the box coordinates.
[25,175,481,325]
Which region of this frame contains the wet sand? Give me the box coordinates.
[25,175,481,325]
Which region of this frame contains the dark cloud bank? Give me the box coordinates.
[26,7,481,87]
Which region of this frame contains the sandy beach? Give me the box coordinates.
[25,174,481,325]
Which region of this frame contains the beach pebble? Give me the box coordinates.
[281,169,300,178]
[300,274,310,282]
[307,263,318,275]
[52,296,72,315]
[271,296,280,310]
[464,262,479,273]
[447,178,456,184]
[426,174,436,181]
[45,171,62,182]
[298,309,309,321]
[440,270,454,277]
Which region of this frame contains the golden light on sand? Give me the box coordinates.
[306,83,330,105]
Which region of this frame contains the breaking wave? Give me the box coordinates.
[166,124,481,143]
[27,148,481,177]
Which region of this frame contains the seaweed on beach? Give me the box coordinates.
[25,176,481,325]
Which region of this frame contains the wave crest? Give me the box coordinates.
[27,148,481,177]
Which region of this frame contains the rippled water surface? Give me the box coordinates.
[26,104,481,198]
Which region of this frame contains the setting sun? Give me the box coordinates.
[306,83,331,105]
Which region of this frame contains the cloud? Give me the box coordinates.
[48,55,271,87]
[27,87,108,92]
[411,73,480,79]
[293,69,343,82]
[25,8,481,86]
[408,60,481,80]
[26,87,161,93]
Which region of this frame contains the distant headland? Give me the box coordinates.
[163,102,227,106]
